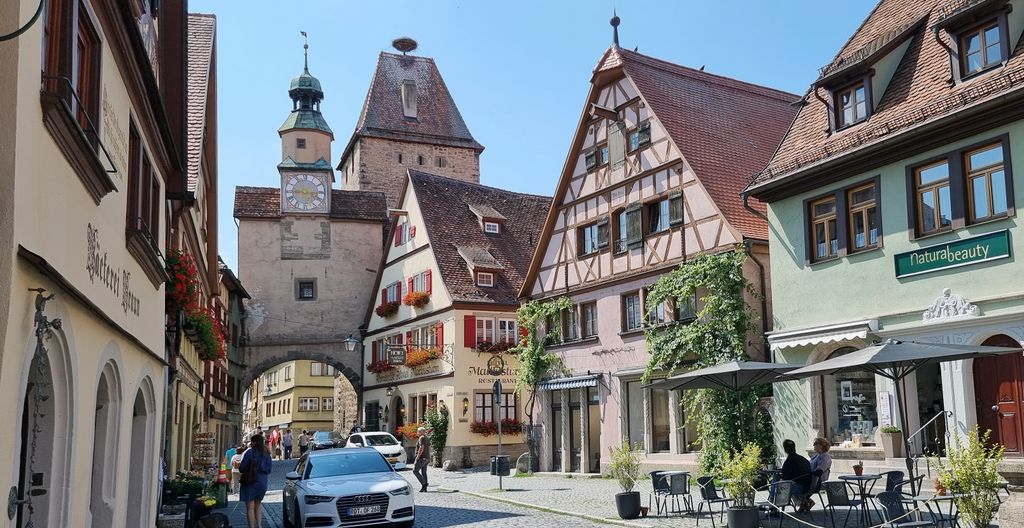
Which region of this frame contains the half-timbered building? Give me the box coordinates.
[361,170,549,468]
[520,35,799,473]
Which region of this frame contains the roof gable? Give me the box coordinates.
[410,170,550,305]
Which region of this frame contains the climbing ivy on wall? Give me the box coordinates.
[642,247,774,472]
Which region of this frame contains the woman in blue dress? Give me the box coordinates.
[239,433,273,528]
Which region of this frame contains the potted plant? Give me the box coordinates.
[930,426,1005,528]
[721,442,762,528]
[852,460,864,476]
[607,442,643,519]
[880,425,904,458]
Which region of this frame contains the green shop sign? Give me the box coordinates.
[894,229,1011,278]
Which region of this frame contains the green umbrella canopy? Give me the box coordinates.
[646,361,800,392]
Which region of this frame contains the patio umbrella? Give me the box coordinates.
[782,339,1022,495]
[647,361,801,441]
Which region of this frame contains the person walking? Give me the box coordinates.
[298,430,309,456]
[239,434,273,528]
[224,443,237,469]
[412,426,430,492]
[282,429,294,460]
[230,443,246,494]
[349,420,363,434]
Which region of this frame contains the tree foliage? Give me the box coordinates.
[641,248,772,472]
[930,426,1005,528]
[424,403,449,468]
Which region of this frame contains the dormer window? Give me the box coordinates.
[484,222,500,234]
[476,272,494,287]
[401,79,417,119]
[835,81,869,129]
[960,20,1003,76]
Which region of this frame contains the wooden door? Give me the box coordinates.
[973,335,1024,454]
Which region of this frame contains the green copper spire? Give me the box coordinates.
[280,32,332,137]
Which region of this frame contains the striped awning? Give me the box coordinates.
[537,374,601,391]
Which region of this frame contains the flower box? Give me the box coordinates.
[375,301,400,318]
[469,418,523,436]
[405,347,441,368]
[367,359,394,374]
[475,341,515,353]
[403,291,430,308]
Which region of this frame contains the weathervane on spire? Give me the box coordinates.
[301,30,309,72]
[610,9,620,47]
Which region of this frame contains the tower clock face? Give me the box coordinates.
[283,174,327,212]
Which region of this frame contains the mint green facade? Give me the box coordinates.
[766,122,1024,454]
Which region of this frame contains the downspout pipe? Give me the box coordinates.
[742,192,773,362]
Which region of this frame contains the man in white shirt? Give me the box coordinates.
[229,444,246,494]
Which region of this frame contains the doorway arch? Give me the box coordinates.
[124,377,156,527]
[89,361,122,527]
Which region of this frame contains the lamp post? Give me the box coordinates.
[343,334,359,352]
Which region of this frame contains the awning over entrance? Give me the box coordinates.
[537,374,601,391]
[767,319,878,350]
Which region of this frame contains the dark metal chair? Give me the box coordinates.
[876,491,934,528]
[757,479,796,528]
[821,480,863,528]
[650,471,671,516]
[895,475,924,499]
[791,470,823,512]
[696,476,732,528]
[667,472,693,514]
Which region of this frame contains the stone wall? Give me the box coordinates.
[437,442,529,470]
[341,137,481,207]
[333,373,359,433]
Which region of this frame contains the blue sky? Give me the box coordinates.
[193,0,877,270]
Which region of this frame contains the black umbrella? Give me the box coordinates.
[648,361,801,441]
[783,339,1022,495]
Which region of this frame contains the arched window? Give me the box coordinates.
[821,347,878,445]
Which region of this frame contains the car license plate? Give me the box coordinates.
[348,505,381,516]
[387,456,398,463]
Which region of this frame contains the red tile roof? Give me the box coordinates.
[751,0,1024,191]
[339,53,483,165]
[410,170,550,305]
[233,186,387,222]
[186,13,216,192]
[615,48,800,239]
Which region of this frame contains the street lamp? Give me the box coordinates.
[386,386,395,398]
[343,334,359,352]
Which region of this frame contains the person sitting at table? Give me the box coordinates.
[781,439,812,497]
[800,437,833,512]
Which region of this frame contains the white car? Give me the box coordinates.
[282,448,415,528]
[345,432,408,469]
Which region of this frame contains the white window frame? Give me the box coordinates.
[412,270,429,293]
[477,271,494,287]
[299,397,319,412]
[322,397,334,411]
[497,319,517,344]
[385,281,401,303]
[484,222,500,233]
[476,318,495,344]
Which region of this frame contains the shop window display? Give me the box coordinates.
[822,347,878,446]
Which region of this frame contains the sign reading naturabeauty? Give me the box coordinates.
[894,229,1010,278]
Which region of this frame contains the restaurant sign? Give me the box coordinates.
[894,230,1010,278]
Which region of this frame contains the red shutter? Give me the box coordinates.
[437,321,444,345]
[372,341,378,362]
[393,224,402,246]
[464,315,476,348]
[381,288,386,304]
[426,270,432,294]
[410,225,416,238]
[407,277,414,294]
[397,281,402,300]
[406,330,413,346]
[519,323,528,340]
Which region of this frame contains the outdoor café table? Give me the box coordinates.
[760,469,782,502]
[659,470,692,514]
[839,473,882,525]
[910,494,964,528]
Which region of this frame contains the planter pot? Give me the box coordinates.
[615,491,642,520]
[880,432,904,458]
[727,507,760,528]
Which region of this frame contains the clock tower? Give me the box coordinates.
[278,38,333,215]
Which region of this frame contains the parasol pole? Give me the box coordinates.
[894,374,918,496]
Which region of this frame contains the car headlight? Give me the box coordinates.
[389,485,411,496]
[305,495,335,505]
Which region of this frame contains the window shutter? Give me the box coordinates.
[410,225,416,238]
[464,315,476,348]
[407,277,413,294]
[626,205,642,243]
[608,121,626,169]
[380,288,386,304]
[669,192,684,225]
[393,224,402,246]
[519,323,528,341]
[596,220,609,248]
[638,122,651,146]
[436,321,444,345]
[372,341,378,361]
[425,270,432,294]
[406,330,413,346]
[397,281,402,300]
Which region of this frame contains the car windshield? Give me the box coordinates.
[363,435,398,447]
[308,451,392,478]
[313,432,331,441]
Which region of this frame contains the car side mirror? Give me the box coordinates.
[285,471,301,481]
